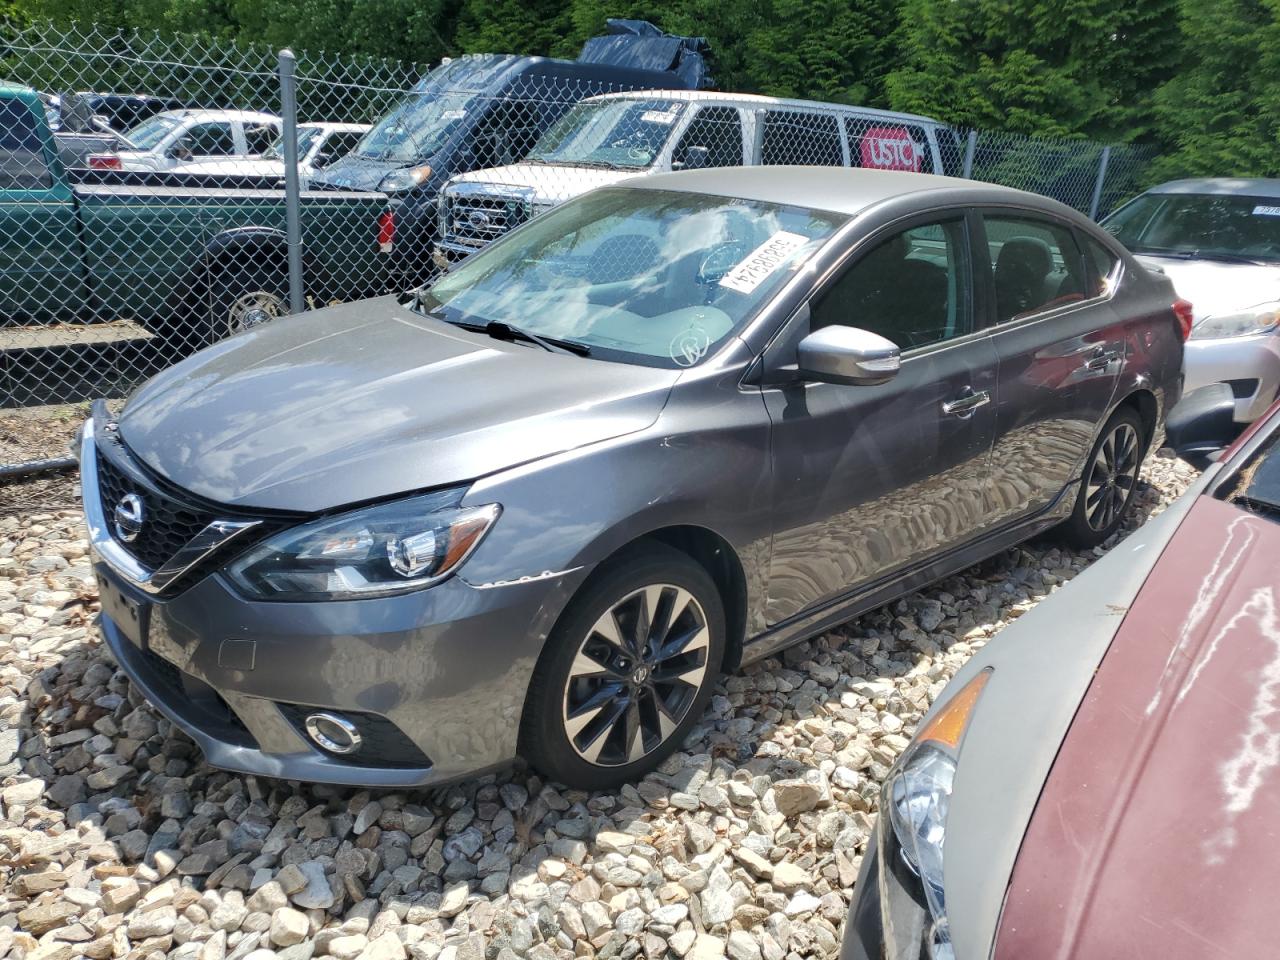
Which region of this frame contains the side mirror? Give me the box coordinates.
[313,151,334,168]
[171,144,193,161]
[674,145,710,171]
[1165,383,1239,469]
[796,325,900,386]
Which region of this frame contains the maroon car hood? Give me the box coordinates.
[996,495,1280,959]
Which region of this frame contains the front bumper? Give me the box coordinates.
[1183,330,1280,423]
[840,818,937,960]
[82,412,583,787]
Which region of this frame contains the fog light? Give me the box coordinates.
[304,712,362,755]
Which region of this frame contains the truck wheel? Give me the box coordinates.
[209,262,291,340]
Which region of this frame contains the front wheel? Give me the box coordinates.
[520,544,725,789]
[1060,407,1147,548]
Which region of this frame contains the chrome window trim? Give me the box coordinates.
[82,416,260,595]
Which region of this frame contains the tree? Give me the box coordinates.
[885,0,1181,140]
[1150,0,1280,178]
[453,0,568,56]
[741,0,899,105]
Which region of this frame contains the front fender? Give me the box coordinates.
[458,373,776,637]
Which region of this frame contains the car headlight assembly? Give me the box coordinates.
[378,164,432,193]
[226,490,499,601]
[1190,301,1280,340]
[882,668,992,960]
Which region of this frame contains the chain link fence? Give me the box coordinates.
[1,18,1159,511]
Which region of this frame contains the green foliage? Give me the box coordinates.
[885,0,1181,142]
[1149,0,1280,178]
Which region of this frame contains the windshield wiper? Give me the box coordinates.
[407,291,590,356]
[1135,247,1271,265]
[456,318,591,357]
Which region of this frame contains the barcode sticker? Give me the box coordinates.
[719,231,811,294]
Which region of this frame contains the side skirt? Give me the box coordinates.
[740,487,1075,666]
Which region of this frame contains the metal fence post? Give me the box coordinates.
[961,130,977,179]
[1089,145,1112,221]
[277,49,305,315]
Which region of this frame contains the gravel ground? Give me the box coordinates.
[0,454,1198,960]
[0,408,85,514]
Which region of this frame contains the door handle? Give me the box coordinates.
[1084,346,1120,371]
[941,389,991,418]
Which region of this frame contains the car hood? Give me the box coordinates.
[313,154,413,191]
[117,296,679,512]
[994,494,1280,958]
[447,164,641,205]
[1136,254,1280,320]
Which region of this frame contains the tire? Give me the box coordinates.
[207,260,290,342]
[1060,406,1147,549]
[520,543,726,789]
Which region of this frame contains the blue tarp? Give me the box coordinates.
[577,19,714,90]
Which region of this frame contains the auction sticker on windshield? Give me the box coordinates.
[719,231,810,294]
[1254,205,1280,217]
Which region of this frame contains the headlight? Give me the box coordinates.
[1190,301,1280,340]
[882,668,991,960]
[378,164,432,192]
[226,490,499,601]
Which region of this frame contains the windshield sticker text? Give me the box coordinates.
[718,231,810,294]
[641,110,678,125]
[441,109,467,121]
[1253,205,1280,217]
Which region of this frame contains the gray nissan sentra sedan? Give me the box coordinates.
[80,167,1185,789]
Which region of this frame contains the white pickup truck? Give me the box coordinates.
[435,90,958,261]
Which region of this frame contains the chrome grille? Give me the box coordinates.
[444,193,529,249]
[95,448,217,573]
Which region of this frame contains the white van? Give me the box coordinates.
[435,90,959,260]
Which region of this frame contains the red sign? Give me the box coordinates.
[860,126,921,171]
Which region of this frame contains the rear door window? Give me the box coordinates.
[0,99,52,189]
[845,119,932,173]
[1081,234,1122,297]
[981,215,1090,324]
[760,110,843,167]
[673,106,744,169]
[244,122,279,155]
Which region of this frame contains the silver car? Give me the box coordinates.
[81,168,1184,789]
[1104,178,1280,422]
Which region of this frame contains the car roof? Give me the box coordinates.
[155,109,280,122]
[580,88,945,126]
[625,166,1061,217]
[299,122,370,132]
[1148,177,1280,197]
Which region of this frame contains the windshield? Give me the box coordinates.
[418,187,846,368]
[1229,426,1280,520]
[125,113,181,150]
[356,92,476,162]
[263,126,323,161]
[529,99,685,169]
[1105,192,1280,263]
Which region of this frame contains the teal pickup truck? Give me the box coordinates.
[0,82,393,350]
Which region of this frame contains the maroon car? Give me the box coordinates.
[842,382,1278,960]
